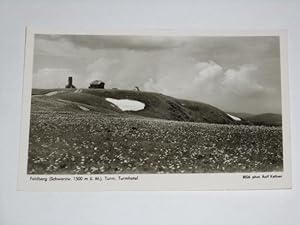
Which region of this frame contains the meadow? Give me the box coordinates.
[28,111,283,174]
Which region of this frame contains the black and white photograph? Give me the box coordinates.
[18,30,291,190]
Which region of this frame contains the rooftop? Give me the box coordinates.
[90,80,104,85]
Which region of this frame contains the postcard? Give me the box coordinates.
[17,29,291,191]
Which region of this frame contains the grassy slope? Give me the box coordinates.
[31,88,235,124]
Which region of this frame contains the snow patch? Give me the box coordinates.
[45,91,60,96]
[106,98,145,111]
[227,113,241,121]
[78,105,90,111]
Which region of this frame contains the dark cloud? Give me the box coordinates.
[35,34,184,51]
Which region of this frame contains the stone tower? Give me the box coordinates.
[65,76,76,88]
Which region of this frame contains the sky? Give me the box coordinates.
[32,34,282,114]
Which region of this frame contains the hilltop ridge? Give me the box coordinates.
[32,88,236,125]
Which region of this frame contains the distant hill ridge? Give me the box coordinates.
[227,112,282,127]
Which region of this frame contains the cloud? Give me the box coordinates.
[194,61,223,83]
[33,68,73,88]
[222,64,265,96]
[36,34,185,51]
[32,34,282,114]
[34,37,80,58]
